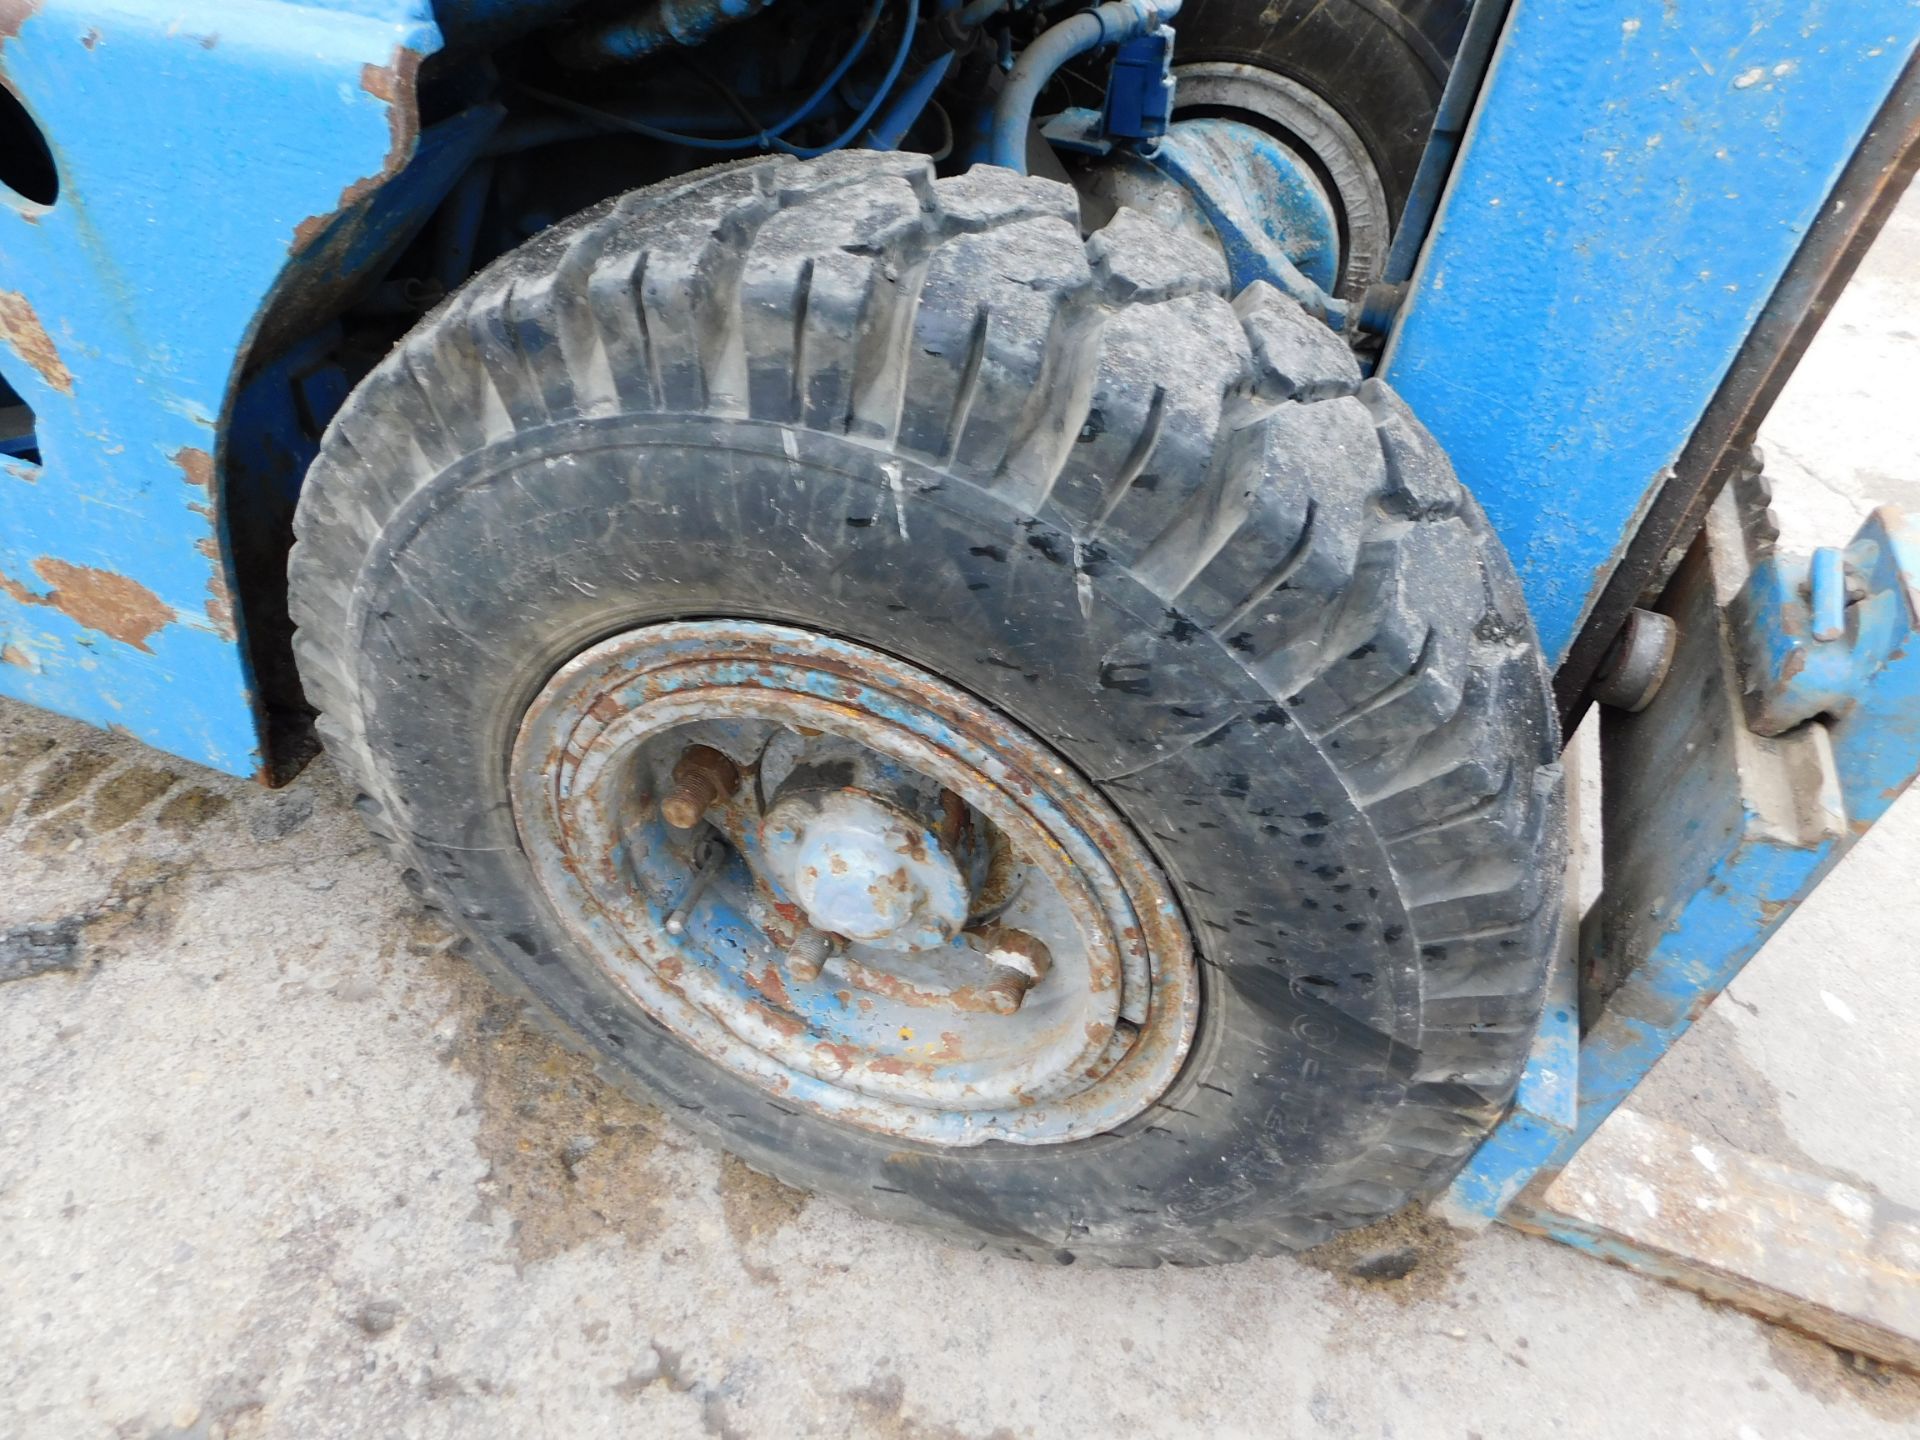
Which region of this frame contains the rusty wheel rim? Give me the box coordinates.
[509,621,1198,1146]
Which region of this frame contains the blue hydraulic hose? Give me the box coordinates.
[757,0,890,143]
[777,0,920,156]
[863,50,954,149]
[955,0,1007,25]
[986,0,1181,173]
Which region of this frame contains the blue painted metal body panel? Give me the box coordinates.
[1382,0,1920,668]
[0,0,441,777]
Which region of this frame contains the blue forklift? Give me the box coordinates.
[1,0,1915,1338]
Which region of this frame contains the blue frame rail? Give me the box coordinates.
[1381,0,1919,670]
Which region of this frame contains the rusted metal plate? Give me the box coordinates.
[1511,1109,1920,1372]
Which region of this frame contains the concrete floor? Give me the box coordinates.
[5,187,1920,1440]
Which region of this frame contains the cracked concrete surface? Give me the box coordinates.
[3,187,1918,1440]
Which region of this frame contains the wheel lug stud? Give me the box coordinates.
[786,929,833,982]
[665,837,722,936]
[967,924,1053,1015]
[659,745,740,829]
[983,970,1033,1015]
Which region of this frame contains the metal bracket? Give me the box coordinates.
[1142,121,1348,325]
[1439,486,1920,1364]
[1731,504,1920,834]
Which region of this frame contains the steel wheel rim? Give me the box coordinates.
[510,620,1198,1146]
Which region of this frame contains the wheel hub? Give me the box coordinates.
[509,620,1199,1147]
[1171,60,1395,298]
[760,788,968,949]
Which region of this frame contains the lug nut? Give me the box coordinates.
[659,745,740,829]
[786,929,832,983]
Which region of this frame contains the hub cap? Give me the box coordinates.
[760,789,968,950]
[510,621,1198,1146]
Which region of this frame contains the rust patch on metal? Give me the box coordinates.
[752,1003,806,1040]
[839,955,1014,1017]
[193,534,236,639]
[174,445,214,490]
[0,0,40,50]
[0,291,73,394]
[745,960,790,1009]
[815,1040,859,1069]
[177,450,235,639]
[1,643,29,668]
[203,570,236,641]
[190,546,235,637]
[290,47,422,253]
[660,744,739,828]
[1,558,173,651]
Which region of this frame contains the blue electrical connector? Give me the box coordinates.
[986,0,1181,172]
[1101,27,1174,144]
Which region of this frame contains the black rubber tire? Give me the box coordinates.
[290,153,1564,1266]
[1170,0,1469,227]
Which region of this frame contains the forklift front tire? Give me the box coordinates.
[289,152,1565,1265]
